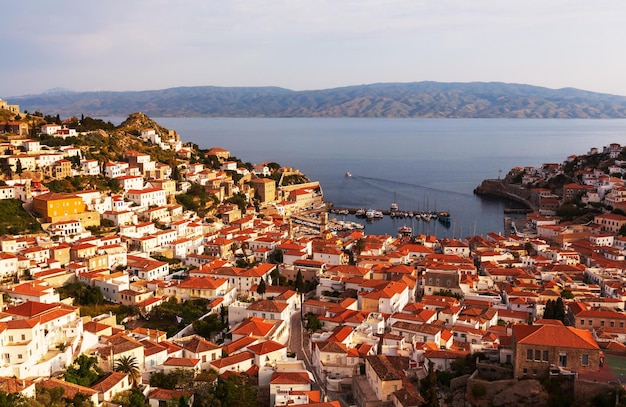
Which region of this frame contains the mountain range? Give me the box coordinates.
[9,81,626,118]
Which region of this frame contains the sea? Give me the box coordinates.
[107,117,626,238]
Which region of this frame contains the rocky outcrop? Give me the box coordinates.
[473,179,536,211]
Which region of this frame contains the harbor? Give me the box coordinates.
[328,205,452,223]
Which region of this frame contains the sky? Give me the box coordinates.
[2,0,626,97]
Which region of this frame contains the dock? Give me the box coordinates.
[503,208,533,214]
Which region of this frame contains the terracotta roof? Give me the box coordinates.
[40,378,98,398]
[90,372,128,393]
[148,388,194,401]
[246,340,286,355]
[5,301,59,318]
[173,335,220,353]
[210,351,254,368]
[513,324,599,349]
[163,357,201,367]
[270,371,311,385]
[223,336,259,355]
[247,300,288,313]
[366,354,404,381]
[231,317,276,337]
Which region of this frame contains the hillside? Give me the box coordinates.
[9,82,626,118]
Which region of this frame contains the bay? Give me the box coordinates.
[110,117,626,238]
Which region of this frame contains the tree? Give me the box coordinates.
[114,355,141,387]
[15,159,22,176]
[543,298,566,323]
[271,248,284,264]
[295,270,305,318]
[0,390,28,407]
[257,277,267,299]
[212,375,257,407]
[150,369,195,390]
[111,389,146,407]
[64,354,104,387]
[192,314,225,339]
[420,360,440,407]
[305,313,322,332]
[171,163,182,182]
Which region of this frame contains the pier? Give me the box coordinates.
[504,208,533,214]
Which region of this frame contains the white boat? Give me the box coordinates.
[366,209,376,219]
[345,171,352,177]
[374,210,384,218]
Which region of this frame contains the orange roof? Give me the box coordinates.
[210,351,254,368]
[270,371,311,385]
[247,340,286,355]
[163,357,200,367]
[513,323,599,349]
[231,317,276,337]
[223,336,259,355]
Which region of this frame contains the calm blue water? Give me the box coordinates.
[108,117,626,237]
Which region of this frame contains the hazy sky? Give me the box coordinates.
[3,0,626,97]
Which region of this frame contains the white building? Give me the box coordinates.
[126,188,167,208]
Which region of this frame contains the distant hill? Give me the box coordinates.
[9,82,626,118]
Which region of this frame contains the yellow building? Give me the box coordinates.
[33,192,85,222]
[251,178,276,204]
[32,192,100,228]
[207,147,231,161]
[43,160,72,180]
[147,179,176,196]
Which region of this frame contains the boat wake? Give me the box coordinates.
[348,174,473,198]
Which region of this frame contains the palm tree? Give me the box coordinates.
[114,355,141,387]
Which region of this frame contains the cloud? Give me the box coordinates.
[2,0,626,96]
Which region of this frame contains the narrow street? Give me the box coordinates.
[289,311,327,401]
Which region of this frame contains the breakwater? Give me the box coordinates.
[473,179,537,212]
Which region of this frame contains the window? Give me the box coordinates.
[611,321,615,327]
[559,352,567,367]
[17,354,22,359]
[527,350,533,361]
[580,320,584,325]
[532,369,537,376]
[535,350,541,361]
[582,354,589,366]
[542,350,549,362]
[588,320,592,325]
[601,321,605,327]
